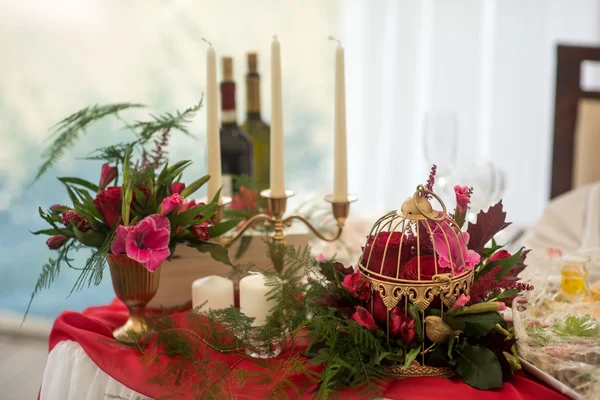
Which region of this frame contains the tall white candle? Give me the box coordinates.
[333,41,348,202]
[192,275,234,311]
[206,44,222,204]
[270,36,285,197]
[239,273,276,327]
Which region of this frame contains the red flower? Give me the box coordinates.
[454,185,470,213]
[400,254,438,281]
[341,270,371,301]
[351,306,379,331]
[61,210,90,232]
[230,186,259,212]
[161,193,184,216]
[94,187,122,227]
[362,232,412,278]
[192,221,212,241]
[371,295,388,323]
[169,182,185,195]
[46,234,68,250]
[98,163,117,191]
[490,250,511,262]
[390,308,416,344]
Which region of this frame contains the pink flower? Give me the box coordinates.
[169,182,185,195]
[111,214,171,272]
[497,302,506,311]
[178,199,198,214]
[450,294,471,310]
[316,253,326,262]
[192,221,212,241]
[351,306,379,331]
[98,163,118,191]
[46,234,68,250]
[490,250,511,262]
[431,221,480,273]
[454,185,470,213]
[390,309,415,345]
[161,193,184,216]
[61,210,90,232]
[341,270,371,301]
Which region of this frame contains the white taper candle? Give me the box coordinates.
[270,36,285,197]
[333,41,348,202]
[205,43,223,204]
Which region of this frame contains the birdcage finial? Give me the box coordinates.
[400,184,446,221]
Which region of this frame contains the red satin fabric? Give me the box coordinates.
[46,299,568,400]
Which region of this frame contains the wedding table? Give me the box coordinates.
[40,299,569,400]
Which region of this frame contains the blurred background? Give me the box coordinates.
[1,0,599,327]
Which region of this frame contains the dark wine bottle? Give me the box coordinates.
[242,53,270,190]
[220,57,253,196]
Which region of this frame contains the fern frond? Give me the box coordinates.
[128,98,203,143]
[23,240,75,323]
[69,226,115,294]
[33,103,144,182]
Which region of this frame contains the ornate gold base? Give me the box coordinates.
[106,253,161,343]
[384,361,455,379]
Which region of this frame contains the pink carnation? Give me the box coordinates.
[454,185,470,213]
[450,294,471,310]
[111,214,171,272]
[161,193,184,216]
[431,220,480,273]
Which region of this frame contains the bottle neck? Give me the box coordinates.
[246,72,261,118]
[220,81,237,125]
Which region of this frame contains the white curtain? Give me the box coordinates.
[341,0,600,225]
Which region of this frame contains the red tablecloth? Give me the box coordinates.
[47,299,569,400]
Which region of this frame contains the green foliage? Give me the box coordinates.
[33,103,144,182]
[476,247,524,280]
[454,343,503,390]
[23,239,76,323]
[69,227,115,294]
[128,99,203,142]
[448,312,505,336]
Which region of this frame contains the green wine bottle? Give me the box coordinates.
[242,53,270,190]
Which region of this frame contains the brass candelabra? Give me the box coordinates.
[214,189,357,246]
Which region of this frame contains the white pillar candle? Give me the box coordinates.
[239,273,276,327]
[206,45,223,204]
[333,41,348,202]
[270,36,285,197]
[192,275,234,311]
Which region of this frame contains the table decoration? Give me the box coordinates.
[26,101,239,341]
[192,275,235,311]
[105,166,535,398]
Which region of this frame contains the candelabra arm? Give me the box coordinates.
[217,214,273,245]
[282,215,343,243]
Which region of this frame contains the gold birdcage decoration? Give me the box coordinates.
[357,184,475,378]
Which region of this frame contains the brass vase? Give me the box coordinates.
[106,253,161,343]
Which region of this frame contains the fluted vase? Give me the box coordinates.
[106,253,161,343]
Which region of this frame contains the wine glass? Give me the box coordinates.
[423,111,459,198]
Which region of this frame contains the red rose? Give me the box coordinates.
[362,232,412,278]
[489,250,511,262]
[93,186,122,227]
[46,234,68,250]
[399,254,438,281]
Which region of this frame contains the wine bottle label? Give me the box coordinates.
[222,175,233,198]
[222,110,237,124]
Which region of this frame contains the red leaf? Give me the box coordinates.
[466,201,511,255]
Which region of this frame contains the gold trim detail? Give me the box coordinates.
[384,361,455,379]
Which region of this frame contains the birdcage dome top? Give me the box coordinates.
[358,185,476,284]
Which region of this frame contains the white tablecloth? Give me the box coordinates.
[41,340,150,400]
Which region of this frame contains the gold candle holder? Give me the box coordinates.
[216,189,357,246]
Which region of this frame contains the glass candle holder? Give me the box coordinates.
[239,326,283,359]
